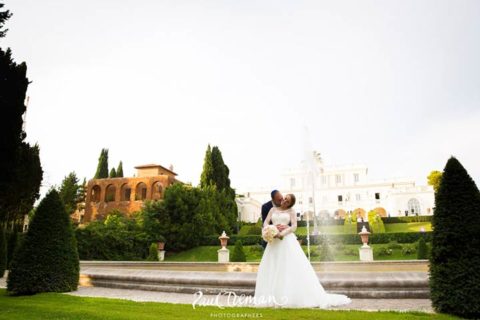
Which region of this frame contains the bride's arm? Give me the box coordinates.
[279,209,297,237]
[263,208,274,228]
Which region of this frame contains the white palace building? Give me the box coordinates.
[236,152,435,223]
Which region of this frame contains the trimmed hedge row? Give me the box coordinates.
[297,216,433,227]
[381,216,433,224]
[201,232,432,246]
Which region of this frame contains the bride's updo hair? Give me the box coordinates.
[287,193,296,208]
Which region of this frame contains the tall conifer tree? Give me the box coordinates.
[430,157,480,319]
[93,148,109,179]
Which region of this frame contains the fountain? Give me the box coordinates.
[302,127,321,261]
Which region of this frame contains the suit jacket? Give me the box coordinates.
[261,201,274,225]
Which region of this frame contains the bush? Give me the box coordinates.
[247,225,262,235]
[387,241,403,250]
[200,231,433,247]
[343,248,357,256]
[0,227,6,278]
[430,157,480,318]
[376,247,393,256]
[7,190,79,295]
[318,242,334,261]
[147,243,159,261]
[343,214,357,234]
[401,245,416,255]
[249,244,264,254]
[417,237,428,259]
[231,240,246,262]
[368,211,385,233]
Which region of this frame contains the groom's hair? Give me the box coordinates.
[287,194,296,208]
[270,190,279,199]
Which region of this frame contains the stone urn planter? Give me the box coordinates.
[157,241,165,251]
[218,231,230,249]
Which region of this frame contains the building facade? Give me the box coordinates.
[83,164,179,223]
[237,152,435,222]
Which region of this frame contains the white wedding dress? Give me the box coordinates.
[254,207,351,308]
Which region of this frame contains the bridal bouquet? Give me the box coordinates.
[262,225,281,243]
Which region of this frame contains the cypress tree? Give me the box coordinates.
[231,240,246,262]
[7,189,79,295]
[116,161,124,178]
[429,157,480,319]
[109,167,117,178]
[58,172,80,215]
[93,148,109,179]
[6,228,18,269]
[200,145,214,188]
[417,236,428,260]
[147,243,158,261]
[0,226,6,278]
[0,2,11,38]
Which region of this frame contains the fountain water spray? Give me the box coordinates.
[302,126,320,261]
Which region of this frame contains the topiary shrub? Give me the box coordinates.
[247,225,262,235]
[318,242,334,261]
[7,189,79,295]
[231,240,246,262]
[417,237,428,259]
[0,227,6,278]
[368,211,386,233]
[430,157,480,319]
[6,230,19,269]
[343,213,357,234]
[147,243,159,261]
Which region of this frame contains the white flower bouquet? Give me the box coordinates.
[262,225,282,243]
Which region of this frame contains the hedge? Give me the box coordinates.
[201,232,432,246]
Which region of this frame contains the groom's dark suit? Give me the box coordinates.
[260,201,292,249]
[261,201,274,249]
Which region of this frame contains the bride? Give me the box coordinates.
[254,193,351,308]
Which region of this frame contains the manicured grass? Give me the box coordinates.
[384,222,432,233]
[165,242,427,262]
[0,289,460,320]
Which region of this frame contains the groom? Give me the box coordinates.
[261,190,288,249]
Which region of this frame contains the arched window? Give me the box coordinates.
[105,184,116,202]
[91,185,101,203]
[135,182,147,201]
[408,198,421,215]
[120,183,131,201]
[151,181,163,200]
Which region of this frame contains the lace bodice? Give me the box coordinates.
[263,207,297,237]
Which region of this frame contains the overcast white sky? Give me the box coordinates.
[1,0,479,195]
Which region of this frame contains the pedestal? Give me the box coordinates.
[359,245,373,261]
[158,250,165,261]
[217,248,229,263]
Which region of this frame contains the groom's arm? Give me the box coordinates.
[278,209,297,237]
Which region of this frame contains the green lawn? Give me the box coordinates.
[384,222,432,233]
[165,242,426,262]
[0,289,460,320]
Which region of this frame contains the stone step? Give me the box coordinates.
[86,280,430,299]
[80,268,431,299]
[81,272,428,289]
